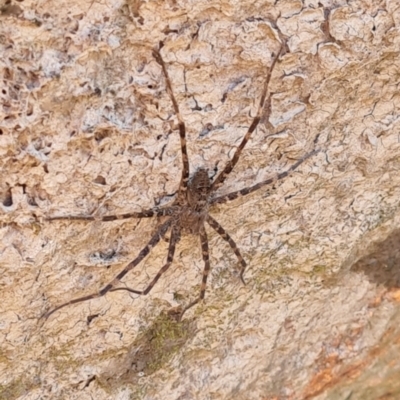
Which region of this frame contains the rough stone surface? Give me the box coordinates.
[1,0,400,399]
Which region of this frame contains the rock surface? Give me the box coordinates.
[1,0,400,399]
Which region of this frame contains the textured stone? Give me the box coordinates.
[1,0,400,399]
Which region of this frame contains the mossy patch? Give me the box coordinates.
[131,310,192,375]
[99,309,194,392]
[0,378,37,400]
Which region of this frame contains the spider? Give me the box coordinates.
[43,39,318,321]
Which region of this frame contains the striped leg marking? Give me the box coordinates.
[152,49,190,193]
[46,207,174,222]
[211,43,283,192]
[179,225,210,319]
[211,149,319,205]
[42,219,173,319]
[109,225,179,296]
[207,215,247,284]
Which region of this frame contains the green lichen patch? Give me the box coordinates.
[132,310,192,375]
[99,310,194,392]
[0,377,38,400]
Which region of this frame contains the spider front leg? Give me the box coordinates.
[211,42,283,192]
[45,206,175,222]
[210,149,320,205]
[42,219,173,319]
[152,48,190,194]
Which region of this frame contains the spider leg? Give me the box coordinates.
[211,43,283,193]
[42,219,173,319]
[46,206,175,222]
[109,224,179,296]
[206,215,246,284]
[152,49,190,193]
[211,149,319,205]
[179,225,210,319]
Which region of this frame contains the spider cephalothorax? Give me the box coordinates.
[43,37,318,321]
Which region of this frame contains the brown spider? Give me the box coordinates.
[43,39,318,321]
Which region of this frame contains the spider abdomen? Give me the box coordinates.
[176,168,211,234]
[187,168,211,211]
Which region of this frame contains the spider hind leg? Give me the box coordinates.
[176,225,211,320]
[206,215,247,284]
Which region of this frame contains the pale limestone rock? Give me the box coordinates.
[1,0,400,399]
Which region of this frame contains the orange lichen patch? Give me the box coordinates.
[302,329,367,399]
[261,396,297,400]
[388,359,398,368]
[302,352,339,398]
[370,327,396,358]
[395,334,400,345]
[302,322,400,399]
[302,360,366,399]
[368,293,384,308]
[385,288,400,302]
[306,369,334,393]
[378,392,397,400]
